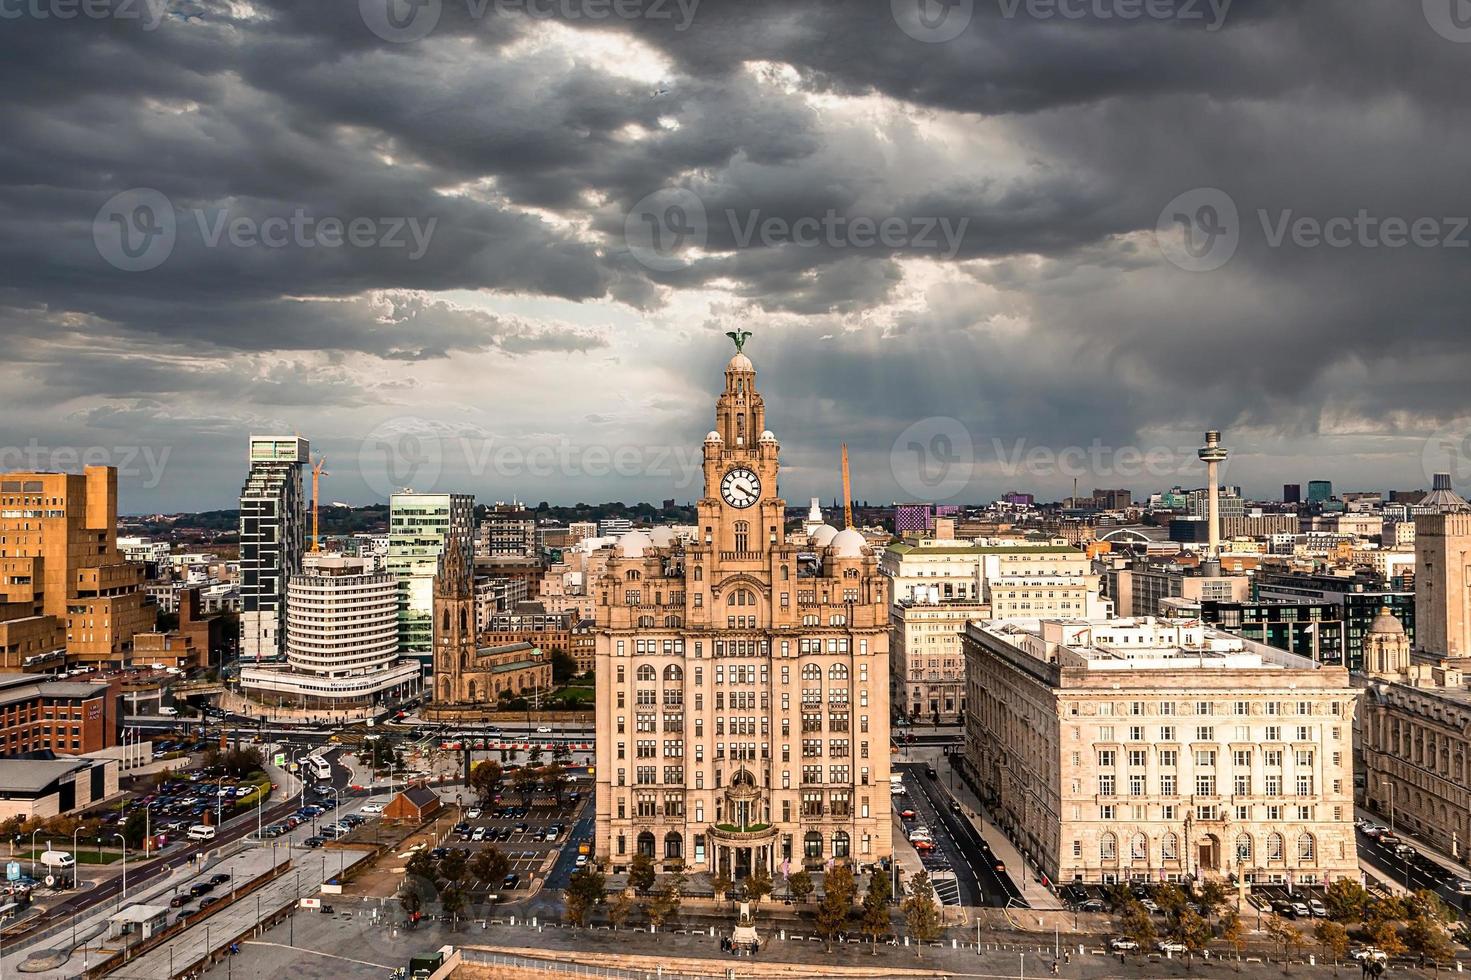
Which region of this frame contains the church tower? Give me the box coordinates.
[432,535,476,703]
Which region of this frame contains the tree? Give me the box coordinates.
[440,880,466,929]
[551,649,577,684]
[643,881,680,930]
[741,864,773,906]
[405,848,437,882]
[527,745,544,767]
[1197,879,1228,925]
[1117,900,1156,956]
[512,766,537,803]
[1323,878,1372,923]
[1314,920,1351,975]
[815,863,856,952]
[1368,919,1407,960]
[1174,908,1212,968]
[1156,883,1189,921]
[860,870,893,954]
[121,809,149,849]
[607,889,635,931]
[901,870,944,958]
[1219,910,1248,971]
[712,869,734,905]
[397,879,424,923]
[1264,916,1306,973]
[564,866,605,927]
[629,852,656,895]
[552,741,572,766]
[787,869,814,905]
[468,760,503,804]
[1404,891,1455,973]
[438,848,468,883]
[543,763,567,805]
[468,846,509,885]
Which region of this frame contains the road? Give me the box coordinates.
[897,762,1025,907]
[1356,826,1471,912]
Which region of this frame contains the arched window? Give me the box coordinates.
[780,565,789,580]
[467,680,476,702]
[663,664,683,682]
[829,663,849,680]
[833,831,850,858]
[1130,833,1147,862]
[664,832,683,859]
[1161,832,1178,861]
[1266,832,1284,862]
[442,608,450,631]
[694,566,703,582]
[1235,833,1253,863]
[460,607,467,632]
[804,831,822,859]
[802,664,822,680]
[637,832,655,858]
[1297,832,1315,862]
[637,665,656,682]
[734,520,749,553]
[1100,832,1117,861]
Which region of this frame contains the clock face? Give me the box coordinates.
[720,467,762,509]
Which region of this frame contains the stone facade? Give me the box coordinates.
[963,617,1360,888]
[431,541,552,705]
[594,344,892,879]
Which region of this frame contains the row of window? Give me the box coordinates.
[1075,699,1339,718]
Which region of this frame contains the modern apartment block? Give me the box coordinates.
[1255,570,1414,673]
[962,617,1359,888]
[238,436,309,664]
[0,467,152,669]
[388,490,474,673]
[594,343,893,881]
[479,502,537,558]
[240,555,421,709]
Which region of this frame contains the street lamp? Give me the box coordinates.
[28,829,40,879]
[112,833,127,907]
[1379,779,1396,834]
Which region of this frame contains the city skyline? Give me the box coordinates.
[3,2,1471,512]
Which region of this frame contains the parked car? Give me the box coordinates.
[1078,899,1106,913]
[188,882,214,897]
[1156,940,1186,954]
[209,873,230,885]
[360,803,385,815]
[502,873,520,889]
[1308,899,1328,918]
[1350,947,1387,963]
[466,808,482,819]
[1109,938,1139,952]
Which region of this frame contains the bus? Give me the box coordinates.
[307,756,332,781]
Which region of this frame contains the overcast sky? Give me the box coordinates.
[5,0,1471,513]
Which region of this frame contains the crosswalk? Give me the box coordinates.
[930,873,961,906]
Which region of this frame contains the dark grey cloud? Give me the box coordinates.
[1,0,1469,509]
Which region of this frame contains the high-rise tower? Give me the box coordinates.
[1198,430,1229,575]
[239,436,309,664]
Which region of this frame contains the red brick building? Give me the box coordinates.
[0,673,118,756]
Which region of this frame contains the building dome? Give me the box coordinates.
[727,352,754,372]
[759,430,777,443]
[830,528,867,557]
[811,524,840,547]
[615,530,653,558]
[705,430,723,443]
[649,526,676,548]
[1369,607,1405,635]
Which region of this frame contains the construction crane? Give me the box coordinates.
[841,443,854,530]
[310,456,329,552]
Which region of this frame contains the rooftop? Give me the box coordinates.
[0,757,97,794]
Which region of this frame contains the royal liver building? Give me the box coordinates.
[594,339,893,880]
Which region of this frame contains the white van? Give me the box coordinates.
[187,825,216,842]
[159,706,179,717]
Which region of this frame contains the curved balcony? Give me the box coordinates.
[708,822,778,845]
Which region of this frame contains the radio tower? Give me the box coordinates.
[1198,430,1229,576]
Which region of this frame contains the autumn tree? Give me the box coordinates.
[901,870,944,958]
[741,864,773,906]
[1323,878,1372,923]
[607,889,635,930]
[860,870,893,954]
[787,869,813,905]
[564,866,605,927]
[712,869,734,906]
[1117,899,1157,955]
[643,880,681,930]
[468,760,502,803]
[1313,920,1350,974]
[1219,910,1248,972]
[629,852,655,895]
[815,863,856,952]
[1264,916,1306,973]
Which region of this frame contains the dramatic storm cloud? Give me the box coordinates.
[2,0,1470,510]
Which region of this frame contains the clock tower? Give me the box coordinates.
[594,336,892,882]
